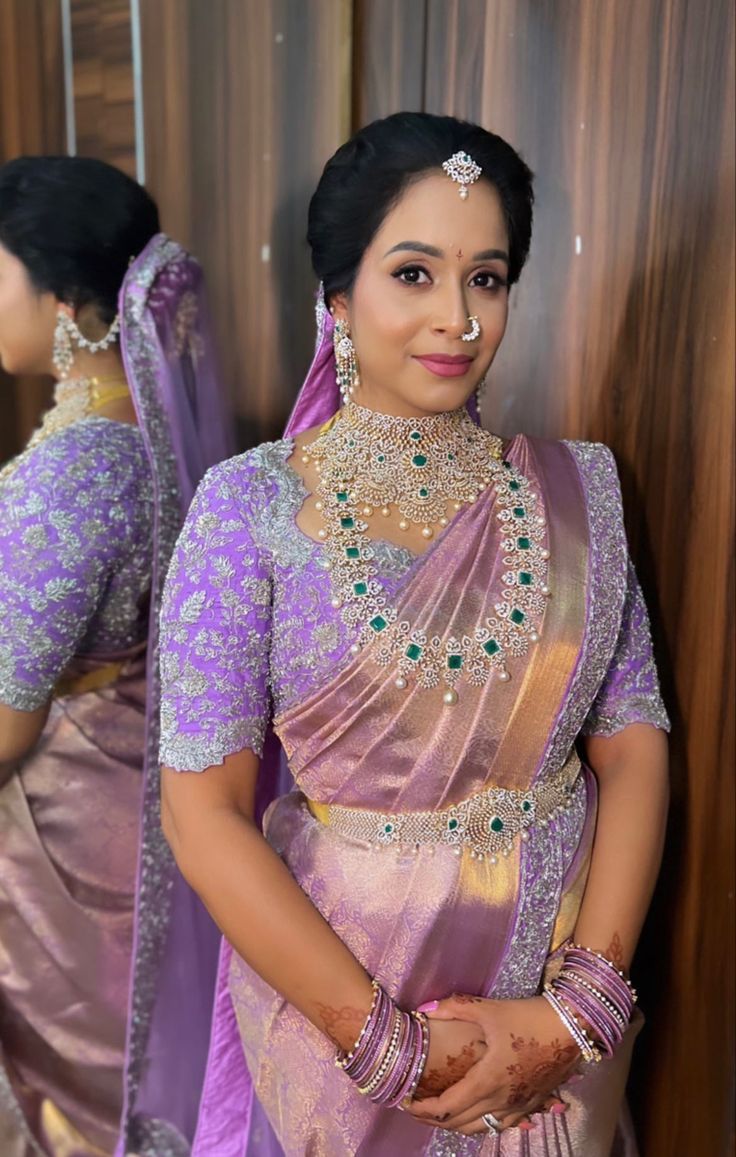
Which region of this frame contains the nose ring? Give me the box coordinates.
[461,316,481,342]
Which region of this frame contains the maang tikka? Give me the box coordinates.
[333,317,360,404]
[52,308,122,379]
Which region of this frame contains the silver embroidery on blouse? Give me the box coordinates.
[0,419,153,711]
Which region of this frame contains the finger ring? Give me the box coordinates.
[482,1111,503,1133]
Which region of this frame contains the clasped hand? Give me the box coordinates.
[407,995,581,1136]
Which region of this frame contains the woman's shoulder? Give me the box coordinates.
[3,418,147,501]
[189,437,301,521]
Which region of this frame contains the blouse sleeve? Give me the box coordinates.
[583,557,671,736]
[0,426,146,711]
[158,460,273,772]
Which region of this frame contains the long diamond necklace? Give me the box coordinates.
[302,405,551,705]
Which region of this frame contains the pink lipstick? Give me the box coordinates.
[413,354,474,378]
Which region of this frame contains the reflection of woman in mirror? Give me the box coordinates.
[0,156,229,1157]
[132,115,670,1156]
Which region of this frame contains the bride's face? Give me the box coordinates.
[332,172,511,419]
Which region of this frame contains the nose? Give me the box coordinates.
[430,281,470,340]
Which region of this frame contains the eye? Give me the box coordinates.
[392,264,432,286]
[470,270,508,291]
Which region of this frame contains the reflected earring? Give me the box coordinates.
[334,318,360,404]
[52,310,75,379]
[52,308,122,380]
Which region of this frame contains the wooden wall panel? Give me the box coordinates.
[70,0,136,177]
[420,2,735,1154]
[352,0,427,125]
[140,0,352,446]
[0,0,65,462]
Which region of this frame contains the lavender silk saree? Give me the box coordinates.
[0,235,229,1157]
[137,296,668,1156]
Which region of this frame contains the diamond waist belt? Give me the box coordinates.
[305,753,581,863]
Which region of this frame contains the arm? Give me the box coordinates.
[162,753,375,1051]
[576,722,668,966]
[0,701,50,784]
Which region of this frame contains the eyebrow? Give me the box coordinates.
[384,241,509,264]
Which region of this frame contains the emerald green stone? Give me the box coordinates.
[522,800,532,813]
[510,608,525,625]
[509,480,521,491]
[447,654,463,670]
[345,546,360,559]
[340,516,355,529]
[489,816,505,833]
[405,643,423,662]
[353,581,368,596]
[336,490,349,503]
[518,571,533,586]
[376,453,385,463]
[447,818,459,831]
[503,460,512,469]
[483,638,500,656]
[410,430,422,442]
[412,454,428,468]
[418,487,429,498]
[513,506,526,518]
[369,614,388,633]
[517,536,531,549]
[447,452,455,461]
[384,822,394,834]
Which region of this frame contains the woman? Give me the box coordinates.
[0,156,229,1157]
[154,113,669,1156]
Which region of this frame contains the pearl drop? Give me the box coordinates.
[399,519,409,531]
[502,847,510,857]
[541,548,550,559]
[542,585,551,596]
[453,502,462,511]
[521,831,530,842]
[363,506,373,516]
[350,643,360,654]
[331,597,341,608]
[315,500,323,511]
[443,688,459,706]
[301,454,310,463]
[395,676,408,690]
[453,846,462,856]
[498,670,510,682]
[421,526,433,539]
[490,855,498,865]
[317,528,327,539]
[529,630,540,643]
[381,507,391,517]
[439,517,448,527]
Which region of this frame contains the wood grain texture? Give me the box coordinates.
[352,0,427,124]
[422,2,735,1153]
[70,0,136,177]
[0,0,65,461]
[140,0,352,445]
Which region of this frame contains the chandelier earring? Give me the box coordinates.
[52,307,121,380]
[333,318,360,404]
[475,373,488,416]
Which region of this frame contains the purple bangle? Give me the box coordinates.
[375,1014,414,1105]
[348,993,393,1084]
[555,982,619,1056]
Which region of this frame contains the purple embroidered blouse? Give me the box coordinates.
[0,418,153,711]
[158,439,669,773]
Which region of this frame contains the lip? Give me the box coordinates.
[413,354,474,378]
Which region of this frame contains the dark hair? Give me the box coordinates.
[0,155,160,323]
[308,112,534,301]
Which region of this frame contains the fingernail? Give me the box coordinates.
[551,1101,568,1115]
[417,1000,439,1013]
[518,1121,537,1131]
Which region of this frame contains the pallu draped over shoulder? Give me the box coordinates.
[155,432,669,1157]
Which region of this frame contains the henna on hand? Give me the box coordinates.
[503,1033,579,1108]
[414,1040,485,1100]
[605,931,626,970]
[314,1002,368,1051]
